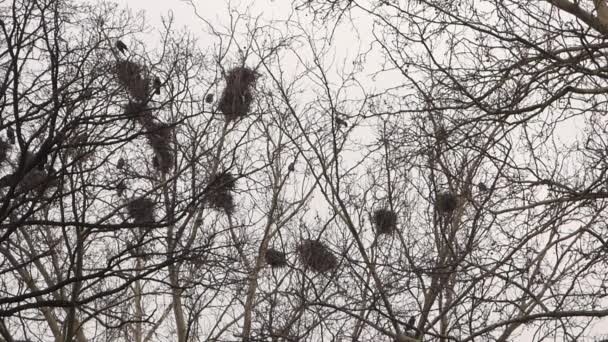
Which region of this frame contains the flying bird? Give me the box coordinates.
[153,77,161,95]
[115,40,128,54]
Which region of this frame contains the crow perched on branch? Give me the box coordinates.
[116,40,128,54]
[6,127,14,144]
[153,77,161,95]
[335,117,348,128]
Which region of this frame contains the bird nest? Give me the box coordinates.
[265,248,287,268]
[435,192,458,214]
[114,60,151,101]
[297,239,337,273]
[217,67,259,121]
[208,172,237,192]
[206,173,236,215]
[373,209,398,235]
[127,197,156,224]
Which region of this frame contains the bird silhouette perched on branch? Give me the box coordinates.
[116,40,128,54]
[153,77,161,95]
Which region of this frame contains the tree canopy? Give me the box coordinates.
[1,0,608,341]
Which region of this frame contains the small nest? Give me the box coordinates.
[373,209,398,235]
[207,188,235,215]
[145,122,174,173]
[435,126,448,143]
[114,60,151,101]
[208,172,237,192]
[265,248,287,268]
[297,239,337,273]
[217,67,259,121]
[436,191,458,214]
[127,197,156,224]
[206,172,237,214]
[0,138,10,163]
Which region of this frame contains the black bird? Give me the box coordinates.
[478,182,488,192]
[6,127,14,144]
[116,40,128,54]
[408,316,416,328]
[287,162,295,172]
[335,117,348,127]
[117,157,125,170]
[116,180,126,197]
[205,93,214,103]
[153,77,161,95]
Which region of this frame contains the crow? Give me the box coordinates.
[287,162,295,172]
[116,40,128,54]
[117,157,125,170]
[116,180,126,197]
[478,182,488,192]
[335,117,348,127]
[153,77,161,95]
[205,93,214,103]
[6,127,14,144]
[408,316,416,328]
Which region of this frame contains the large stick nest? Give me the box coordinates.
[217,67,259,121]
[435,191,458,214]
[297,239,337,273]
[127,197,156,224]
[206,172,237,214]
[265,248,287,268]
[373,209,398,235]
[114,60,151,102]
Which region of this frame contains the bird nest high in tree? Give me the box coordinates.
[218,67,259,122]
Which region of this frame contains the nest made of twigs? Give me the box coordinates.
[20,169,50,193]
[208,172,236,192]
[114,60,151,101]
[435,191,458,214]
[127,197,156,224]
[207,188,235,214]
[373,209,398,235]
[297,239,337,273]
[265,248,287,268]
[217,67,259,121]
